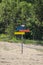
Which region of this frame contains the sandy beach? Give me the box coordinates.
[0,42,43,65]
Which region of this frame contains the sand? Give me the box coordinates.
[0,42,43,65]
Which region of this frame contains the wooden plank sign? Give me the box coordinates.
[14,32,25,35]
[19,30,30,32]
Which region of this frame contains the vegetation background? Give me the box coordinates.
[0,0,43,44]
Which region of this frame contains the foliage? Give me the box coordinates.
[0,0,43,41]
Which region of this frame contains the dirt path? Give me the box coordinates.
[0,42,43,65]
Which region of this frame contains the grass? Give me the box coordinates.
[23,39,43,45]
[0,34,43,45]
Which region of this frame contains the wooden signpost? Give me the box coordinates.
[14,29,30,54]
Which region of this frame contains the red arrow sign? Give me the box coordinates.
[19,30,30,32]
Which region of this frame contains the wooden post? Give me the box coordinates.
[21,35,23,54]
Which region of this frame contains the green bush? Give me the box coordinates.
[0,34,9,41]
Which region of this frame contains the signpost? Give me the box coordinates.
[14,25,30,54]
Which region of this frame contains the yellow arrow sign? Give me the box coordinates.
[14,32,25,35]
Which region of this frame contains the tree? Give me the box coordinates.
[0,0,43,40]
[0,0,2,3]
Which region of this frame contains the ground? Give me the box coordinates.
[0,42,43,65]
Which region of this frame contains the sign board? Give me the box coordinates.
[19,30,30,32]
[14,32,25,35]
[16,26,25,31]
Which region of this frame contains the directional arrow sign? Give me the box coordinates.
[14,32,25,35]
[19,30,30,32]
